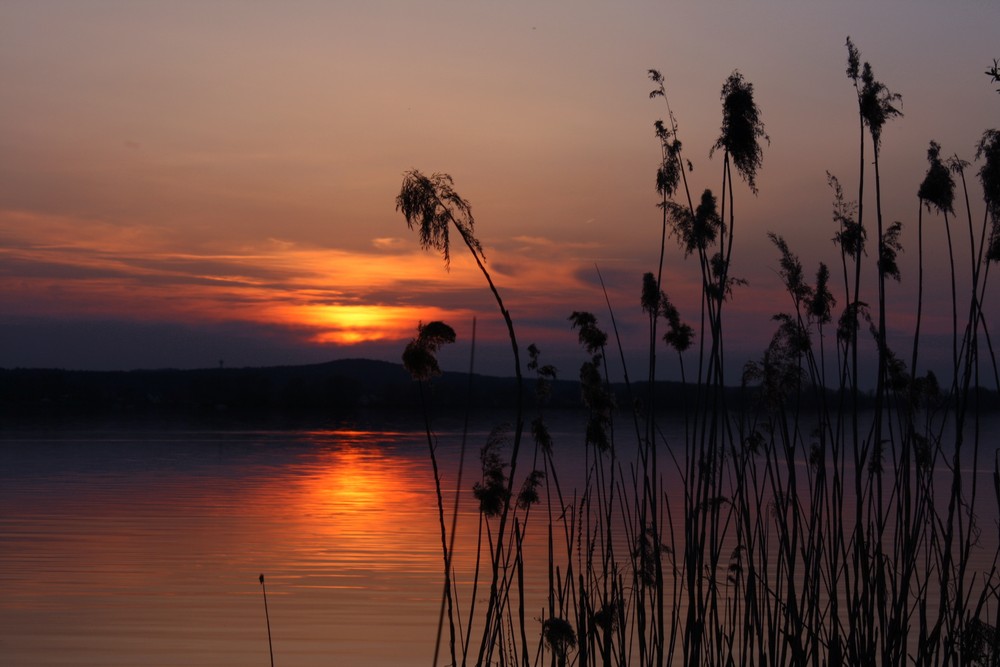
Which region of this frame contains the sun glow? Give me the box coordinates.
[0,210,607,366]
[282,304,461,344]
[0,212,486,346]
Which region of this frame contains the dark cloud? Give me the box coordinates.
[489,261,519,278]
[0,317,335,371]
[572,265,639,293]
[0,257,126,281]
[0,315,526,375]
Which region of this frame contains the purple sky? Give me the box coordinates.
[1,0,998,384]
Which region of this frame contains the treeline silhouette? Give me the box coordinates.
[0,359,575,423]
[1,359,431,422]
[2,359,995,425]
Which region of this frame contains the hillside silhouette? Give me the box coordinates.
[0,359,578,424]
[3,358,994,427]
[0,358,751,425]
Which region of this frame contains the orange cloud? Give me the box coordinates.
[0,209,601,348]
[273,303,467,344]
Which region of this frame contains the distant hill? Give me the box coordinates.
[0,357,710,425]
[2,358,994,427]
[0,358,581,425]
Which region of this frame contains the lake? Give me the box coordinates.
[2,411,998,665]
[0,413,599,666]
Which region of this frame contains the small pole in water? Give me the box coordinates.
[260,573,274,667]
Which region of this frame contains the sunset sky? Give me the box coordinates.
[2,1,998,381]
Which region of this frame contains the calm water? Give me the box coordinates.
[2,414,997,666]
[0,415,600,667]
[1,426,443,666]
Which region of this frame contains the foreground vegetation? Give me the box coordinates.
[399,40,1000,667]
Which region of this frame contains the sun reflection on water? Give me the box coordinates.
[311,446,386,511]
[286,432,445,580]
[0,429,460,667]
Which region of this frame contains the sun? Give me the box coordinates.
[304,305,401,344]
[267,303,463,345]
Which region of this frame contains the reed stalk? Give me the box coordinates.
[392,45,999,667]
[259,574,274,667]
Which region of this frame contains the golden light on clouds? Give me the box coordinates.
[0,209,594,351]
[283,304,463,344]
[2,1,998,374]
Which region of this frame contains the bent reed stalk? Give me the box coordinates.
[259,574,275,667]
[396,43,1000,667]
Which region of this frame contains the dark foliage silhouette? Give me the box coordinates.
[392,45,1000,667]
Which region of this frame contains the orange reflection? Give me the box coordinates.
[311,446,385,509]
[294,438,443,574]
[0,432,454,666]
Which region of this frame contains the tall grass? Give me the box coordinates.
[398,42,1000,667]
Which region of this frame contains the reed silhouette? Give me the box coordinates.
[398,171,529,666]
[396,41,1000,667]
[259,574,274,667]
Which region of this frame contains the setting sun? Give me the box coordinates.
[282,304,464,345]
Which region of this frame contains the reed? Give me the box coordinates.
[259,574,274,667]
[398,43,1000,667]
